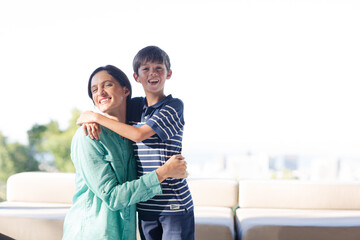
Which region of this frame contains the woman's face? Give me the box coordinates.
[90,70,129,116]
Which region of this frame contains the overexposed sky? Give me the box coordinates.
[0,0,359,157]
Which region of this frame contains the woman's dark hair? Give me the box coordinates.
[132,46,171,76]
[88,65,132,103]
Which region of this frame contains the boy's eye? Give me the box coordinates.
[92,88,98,93]
[105,83,113,87]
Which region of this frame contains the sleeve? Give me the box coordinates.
[146,98,185,142]
[71,129,162,211]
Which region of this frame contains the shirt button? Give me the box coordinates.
[144,116,148,119]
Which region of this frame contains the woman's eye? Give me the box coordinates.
[105,83,113,87]
[92,88,97,93]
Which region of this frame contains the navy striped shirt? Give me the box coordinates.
[127,95,193,215]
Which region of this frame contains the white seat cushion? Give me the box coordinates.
[0,201,71,240]
[236,208,360,240]
[194,206,235,240]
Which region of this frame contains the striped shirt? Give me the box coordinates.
[127,95,194,215]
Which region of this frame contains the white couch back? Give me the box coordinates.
[239,180,360,210]
[187,178,239,208]
[6,174,240,208]
[6,172,76,204]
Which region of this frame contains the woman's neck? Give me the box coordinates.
[104,105,126,123]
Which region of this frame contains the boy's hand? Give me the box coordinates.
[156,155,187,182]
[76,111,97,125]
[82,123,101,140]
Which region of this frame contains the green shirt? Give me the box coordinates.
[63,126,162,240]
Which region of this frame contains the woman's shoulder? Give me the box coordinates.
[71,126,105,154]
[72,126,100,146]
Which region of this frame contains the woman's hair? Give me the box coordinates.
[88,65,132,103]
[132,46,171,76]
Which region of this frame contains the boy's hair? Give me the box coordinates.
[132,46,171,75]
[88,65,132,103]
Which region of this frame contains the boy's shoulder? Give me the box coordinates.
[162,95,184,110]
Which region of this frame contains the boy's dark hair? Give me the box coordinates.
[132,46,171,75]
[88,65,132,103]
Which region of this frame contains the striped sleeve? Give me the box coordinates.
[146,99,185,142]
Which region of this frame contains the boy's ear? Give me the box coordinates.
[133,73,140,82]
[166,69,172,80]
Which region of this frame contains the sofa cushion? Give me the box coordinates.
[187,179,238,240]
[239,180,360,210]
[0,201,71,240]
[188,178,238,208]
[6,172,75,204]
[195,206,235,240]
[236,208,360,240]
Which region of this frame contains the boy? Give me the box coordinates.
[77,46,194,240]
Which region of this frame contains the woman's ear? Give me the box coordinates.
[124,87,130,97]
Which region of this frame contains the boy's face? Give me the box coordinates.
[133,61,172,96]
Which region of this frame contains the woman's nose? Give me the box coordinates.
[96,87,106,96]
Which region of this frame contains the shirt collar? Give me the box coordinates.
[143,94,173,110]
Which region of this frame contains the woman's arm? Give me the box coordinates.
[78,111,154,142]
[72,130,186,211]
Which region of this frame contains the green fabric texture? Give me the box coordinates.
[63,126,162,240]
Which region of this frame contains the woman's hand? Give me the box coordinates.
[156,155,187,182]
[82,123,101,140]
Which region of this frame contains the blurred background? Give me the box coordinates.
[1,0,360,201]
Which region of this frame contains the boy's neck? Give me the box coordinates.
[146,93,166,107]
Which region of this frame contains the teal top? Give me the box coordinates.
[63,126,162,240]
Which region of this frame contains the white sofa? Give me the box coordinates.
[3,172,360,240]
[0,172,238,240]
[236,180,360,240]
[0,172,75,240]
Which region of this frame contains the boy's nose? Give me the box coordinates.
[150,71,158,76]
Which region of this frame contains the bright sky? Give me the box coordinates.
[0,0,359,158]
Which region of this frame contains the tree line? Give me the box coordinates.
[0,109,80,183]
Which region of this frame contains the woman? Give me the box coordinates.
[62,65,187,240]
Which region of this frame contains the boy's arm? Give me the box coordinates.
[77,111,155,142]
